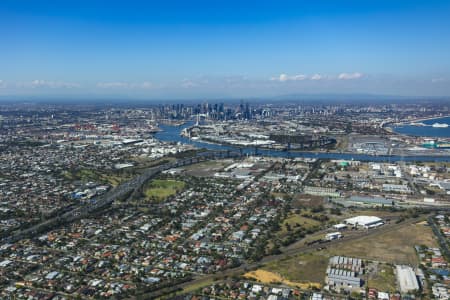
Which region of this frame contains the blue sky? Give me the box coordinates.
[1,0,450,99]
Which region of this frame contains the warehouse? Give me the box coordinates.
[333,223,347,230]
[329,256,363,272]
[303,186,341,197]
[325,232,343,241]
[344,216,384,229]
[348,195,393,206]
[326,268,361,288]
[396,265,419,293]
[382,184,412,194]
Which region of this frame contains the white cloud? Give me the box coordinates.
[271,72,364,82]
[431,77,446,83]
[180,76,252,89]
[181,79,199,88]
[311,74,324,80]
[17,80,81,89]
[291,74,307,81]
[27,80,80,88]
[271,73,307,82]
[225,75,248,83]
[97,82,129,88]
[278,74,289,82]
[140,81,153,89]
[338,72,363,80]
[0,80,6,88]
[97,81,154,89]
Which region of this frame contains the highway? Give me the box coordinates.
[1,150,242,244]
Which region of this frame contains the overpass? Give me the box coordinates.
[2,150,241,244]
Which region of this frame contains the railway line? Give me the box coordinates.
[139,214,430,299]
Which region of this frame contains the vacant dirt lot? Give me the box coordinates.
[328,221,437,265]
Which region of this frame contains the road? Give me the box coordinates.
[136,214,429,299]
[428,216,450,259]
[1,150,242,244]
[399,160,420,195]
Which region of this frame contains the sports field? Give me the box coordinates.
[144,179,185,201]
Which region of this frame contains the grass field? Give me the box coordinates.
[130,156,175,165]
[327,221,437,265]
[183,160,231,177]
[144,179,185,201]
[179,278,215,294]
[367,263,396,292]
[271,192,288,199]
[281,213,321,233]
[63,169,132,187]
[262,220,436,289]
[244,269,321,289]
[343,209,402,218]
[263,252,329,284]
[292,195,325,209]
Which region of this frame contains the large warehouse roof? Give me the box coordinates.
[344,216,383,226]
[396,265,419,293]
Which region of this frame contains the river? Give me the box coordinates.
[154,121,450,162]
[393,116,450,138]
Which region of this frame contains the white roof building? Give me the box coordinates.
[396,265,419,293]
[0,259,12,267]
[333,223,347,230]
[311,293,323,300]
[344,216,384,228]
[326,232,343,240]
[252,284,263,293]
[45,271,59,280]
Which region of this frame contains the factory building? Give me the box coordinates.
[329,256,363,272]
[326,268,361,288]
[326,256,363,289]
[344,216,384,229]
[348,195,393,206]
[303,186,341,198]
[382,184,412,194]
[396,265,419,293]
[325,232,343,240]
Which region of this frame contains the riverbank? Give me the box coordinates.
[154,122,450,162]
[393,115,450,126]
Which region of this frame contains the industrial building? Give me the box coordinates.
[326,256,363,289]
[344,216,384,229]
[348,195,393,206]
[333,223,347,230]
[311,293,323,300]
[382,184,412,194]
[329,256,363,272]
[326,268,361,288]
[396,265,419,293]
[325,232,343,240]
[303,186,341,197]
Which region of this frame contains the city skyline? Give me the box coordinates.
[1,0,450,98]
